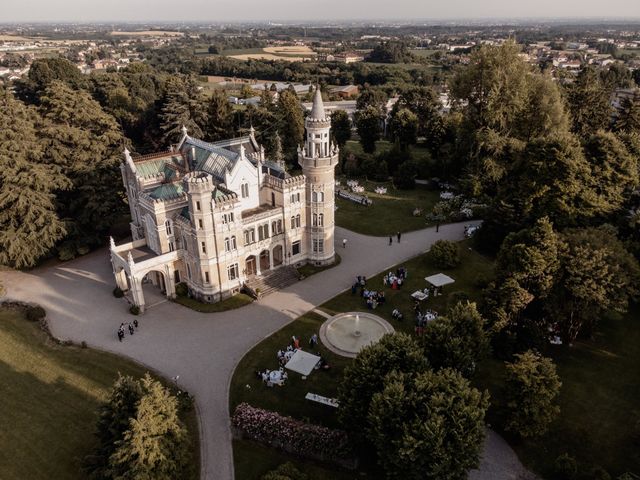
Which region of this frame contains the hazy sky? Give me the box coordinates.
[3,0,640,22]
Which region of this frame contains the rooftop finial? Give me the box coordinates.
[181,125,188,137]
[249,125,256,137]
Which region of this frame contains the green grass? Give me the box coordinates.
[230,312,351,429]
[174,293,253,313]
[0,305,199,480]
[297,254,341,278]
[410,49,441,58]
[337,141,441,237]
[475,307,640,478]
[230,240,493,478]
[233,439,355,480]
[320,239,493,335]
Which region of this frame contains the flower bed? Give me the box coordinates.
[231,403,356,469]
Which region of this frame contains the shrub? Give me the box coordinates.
[554,453,578,479]
[175,282,188,297]
[26,305,46,322]
[447,290,470,308]
[129,305,140,315]
[429,240,460,269]
[393,160,418,189]
[113,287,124,298]
[262,463,308,480]
[590,467,611,480]
[232,403,352,462]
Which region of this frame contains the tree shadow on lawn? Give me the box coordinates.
[0,362,101,480]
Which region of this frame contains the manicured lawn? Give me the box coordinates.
[320,238,493,333]
[0,306,199,480]
[336,141,442,236]
[230,240,494,478]
[230,311,351,429]
[233,439,355,480]
[475,307,640,478]
[174,293,253,313]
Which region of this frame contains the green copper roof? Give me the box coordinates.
[135,155,182,179]
[148,183,184,200]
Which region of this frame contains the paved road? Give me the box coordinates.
[1,221,535,480]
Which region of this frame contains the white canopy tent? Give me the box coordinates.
[285,350,321,376]
[425,273,455,288]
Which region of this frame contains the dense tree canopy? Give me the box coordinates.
[565,67,613,138]
[504,350,561,438]
[38,81,126,252]
[159,76,208,144]
[549,226,639,341]
[330,109,352,147]
[338,333,428,443]
[422,301,489,376]
[0,90,69,268]
[368,369,489,480]
[355,105,383,153]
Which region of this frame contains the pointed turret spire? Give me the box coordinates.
[309,86,327,121]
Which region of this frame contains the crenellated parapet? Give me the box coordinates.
[183,171,215,194]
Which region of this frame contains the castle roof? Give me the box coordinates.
[180,135,259,182]
[308,88,328,122]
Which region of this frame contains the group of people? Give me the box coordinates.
[351,275,367,294]
[257,367,288,386]
[388,231,402,245]
[117,319,138,341]
[362,289,386,309]
[383,267,408,290]
[414,302,438,335]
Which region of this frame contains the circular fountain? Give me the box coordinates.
[319,312,394,358]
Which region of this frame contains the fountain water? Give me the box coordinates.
[319,312,395,358]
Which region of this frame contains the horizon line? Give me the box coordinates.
[3,16,640,25]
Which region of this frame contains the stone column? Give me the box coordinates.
[130,277,146,313]
[165,265,176,299]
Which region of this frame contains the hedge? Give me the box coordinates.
[231,403,355,468]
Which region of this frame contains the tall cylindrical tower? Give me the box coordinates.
[298,88,339,265]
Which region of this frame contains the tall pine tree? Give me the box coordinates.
[109,374,189,480]
[160,76,208,145]
[38,81,125,253]
[205,88,234,142]
[0,90,69,268]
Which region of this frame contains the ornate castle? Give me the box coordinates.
[109,90,338,312]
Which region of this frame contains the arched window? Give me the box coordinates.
[312,191,317,202]
[291,216,296,229]
[224,237,231,252]
[318,213,324,227]
[165,219,172,236]
[318,192,324,202]
[231,236,237,250]
[295,214,301,227]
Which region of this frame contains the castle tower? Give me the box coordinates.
[298,88,339,265]
[183,172,216,284]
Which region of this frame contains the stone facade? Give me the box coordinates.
[110,92,337,312]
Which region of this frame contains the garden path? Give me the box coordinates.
[1,221,535,480]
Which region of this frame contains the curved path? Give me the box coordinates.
[0,221,534,480]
